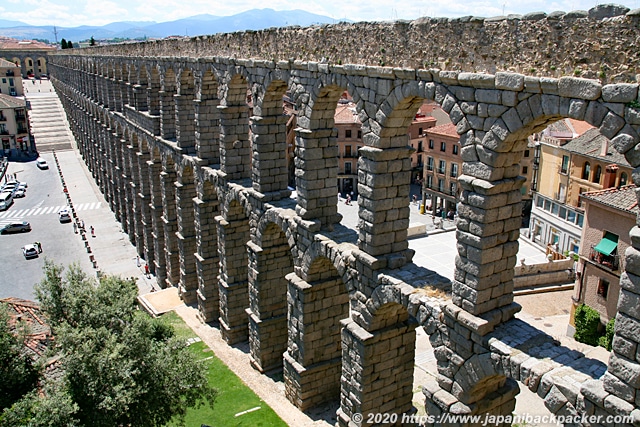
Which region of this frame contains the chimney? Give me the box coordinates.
[603,164,618,188]
[600,138,609,157]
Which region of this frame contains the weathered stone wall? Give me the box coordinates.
[59,5,640,83]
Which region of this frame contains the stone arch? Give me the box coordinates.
[160,152,180,288]
[219,73,251,180]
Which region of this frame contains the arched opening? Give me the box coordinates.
[176,69,196,152]
[160,68,177,140]
[176,164,199,303]
[195,178,221,323]
[196,69,220,164]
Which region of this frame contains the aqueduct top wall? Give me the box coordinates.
[47,6,640,425]
[60,4,640,83]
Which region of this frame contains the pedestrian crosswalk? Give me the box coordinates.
[0,202,101,219]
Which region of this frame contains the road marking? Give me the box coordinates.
[0,202,102,218]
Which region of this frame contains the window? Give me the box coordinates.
[440,141,446,152]
[345,162,352,174]
[450,163,459,178]
[345,145,352,158]
[426,175,433,189]
[427,157,434,171]
[438,178,445,192]
[561,155,569,174]
[357,130,362,139]
[449,182,457,196]
[429,139,434,149]
[418,127,423,135]
[620,172,628,186]
[557,183,566,202]
[417,141,423,152]
[522,166,528,174]
[597,279,610,299]
[594,165,602,183]
[524,150,530,157]
[2,138,9,150]
[536,195,543,208]
[345,129,352,138]
[417,154,423,166]
[577,213,584,227]
[452,145,459,155]
[438,160,446,174]
[582,162,591,180]
[8,78,13,87]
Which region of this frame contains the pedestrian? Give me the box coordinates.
[80,220,85,230]
[144,264,150,278]
[136,256,141,267]
[73,222,77,233]
[346,194,351,205]
[90,226,95,237]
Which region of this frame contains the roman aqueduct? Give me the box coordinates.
[46,5,640,426]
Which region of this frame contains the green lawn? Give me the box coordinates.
[161,312,287,427]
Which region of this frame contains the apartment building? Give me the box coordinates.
[422,123,460,215]
[0,58,22,96]
[0,93,32,158]
[335,100,362,197]
[573,185,637,323]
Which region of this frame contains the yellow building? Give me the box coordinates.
[0,58,22,96]
[0,93,33,158]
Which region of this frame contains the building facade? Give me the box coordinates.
[0,94,33,158]
[574,185,637,324]
[529,122,632,255]
[422,123,461,215]
[0,37,56,79]
[0,58,22,96]
[335,100,362,197]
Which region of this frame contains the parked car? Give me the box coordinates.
[13,188,26,198]
[22,244,39,259]
[0,191,13,211]
[0,221,31,234]
[58,207,71,222]
[36,158,48,169]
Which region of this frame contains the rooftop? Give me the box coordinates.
[334,102,360,125]
[0,37,57,51]
[425,123,458,139]
[0,58,19,68]
[562,128,629,167]
[581,184,638,215]
[0,93,26,109]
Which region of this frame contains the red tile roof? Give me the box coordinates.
[0,37,57,51]
[426,123,458,138]
[581,184,638,215]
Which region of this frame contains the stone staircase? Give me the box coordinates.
[25,85,74,153]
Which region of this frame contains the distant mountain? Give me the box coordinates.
[0,19,28,29]
[0,9,348,42]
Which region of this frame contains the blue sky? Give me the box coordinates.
[3,0,639,27]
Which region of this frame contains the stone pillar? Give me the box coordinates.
[176,176,198,304]
[246,238,292,372]
[148,160,165,283]
[218,105,250,181]
[294,128,340,226]
[283,272,349,410]
[357,146,413,259]
[161,168,180,288]
[454,174,524,316]
[215,214,249,344]
[337,317,417,427]
[136,151,153,263]
[590,225,640,415]
[175,95,195,153]
[195,192,220,323]
[125,144,141,247]
[250,115,290,199]
[160,91,176,140]
[147,85,160,116]
[133,84,148,111]
[194,98,220,165]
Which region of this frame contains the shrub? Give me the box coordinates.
[574,304,600,346]
[598,317,615,351]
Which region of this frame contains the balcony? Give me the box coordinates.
[589,248,620,271]
[5,70,14,76]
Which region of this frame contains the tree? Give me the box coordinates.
[90,36,95,46]
[60,38,67,49]
[0,305,41,411]
[3,261,216,427]
[67,41,74,49]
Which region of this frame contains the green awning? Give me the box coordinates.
[594,232,618,256]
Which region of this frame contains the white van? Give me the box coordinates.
[0,191,13,211]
